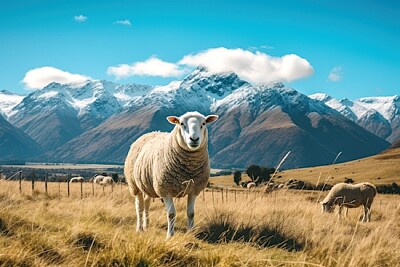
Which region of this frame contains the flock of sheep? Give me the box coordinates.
[122,111,378,239]
[69,174,115,186]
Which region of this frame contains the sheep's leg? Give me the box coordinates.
[338,205,343,220]
[143,195,151,230]
[135,193,145,232]
[363,204,371,222]
[187,194,196,231]
[163,195,176,239]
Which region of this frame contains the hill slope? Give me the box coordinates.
[276,147,400,185]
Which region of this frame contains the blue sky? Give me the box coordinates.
[1,0,399,100]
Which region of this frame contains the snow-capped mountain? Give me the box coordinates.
[45,68,389,168]
[310,93,399,142]
[0,90,24,118]
[46,68,249,163]
[1,68,391,167]
[8,80,153,150]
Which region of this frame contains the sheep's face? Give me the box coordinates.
[320,201,334,213]
[167,112,218,151]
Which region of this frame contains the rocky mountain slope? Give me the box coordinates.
[0,115,41,161]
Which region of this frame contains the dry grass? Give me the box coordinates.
[0,180,399,266]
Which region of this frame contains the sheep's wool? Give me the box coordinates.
[125,126,210,198]
[322,182,377,208]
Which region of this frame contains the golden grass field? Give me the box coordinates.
[0,179,399,267]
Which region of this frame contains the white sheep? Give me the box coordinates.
[99,176,114,186]
[69,176,84,183]
[92,174,105,184]
[124,111,218,238]
[247,182,256,189]
[320,182,377,222]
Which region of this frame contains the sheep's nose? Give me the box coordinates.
[190,137,199,142]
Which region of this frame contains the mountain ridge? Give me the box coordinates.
[0,68,393,166]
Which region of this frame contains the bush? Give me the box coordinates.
[246,165,275,185]
[233,171,242,186]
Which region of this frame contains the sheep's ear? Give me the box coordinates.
[167,116,180,125]
[205,115,218,124]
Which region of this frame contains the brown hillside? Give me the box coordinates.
[275,147,400,185]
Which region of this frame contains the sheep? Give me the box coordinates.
[92,174,105,184]
[320,182,377,222]
[247,182,256,189]
[124,111,218,238]
[69,176,84,183]
[99,176,114,186]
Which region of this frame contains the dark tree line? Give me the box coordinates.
[233,165,276,186]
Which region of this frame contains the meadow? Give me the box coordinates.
[0,180,399,267]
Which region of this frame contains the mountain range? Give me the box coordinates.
[0,68,396,168]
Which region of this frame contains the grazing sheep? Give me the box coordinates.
[124,111,218,238]
[69,176,84,183]
[320,182,377,222]
[99,176,114,186]
[247,182,256,189]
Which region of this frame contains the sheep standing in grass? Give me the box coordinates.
[124,111,218,238]
[69,176,84,183]
[320,182,377,222]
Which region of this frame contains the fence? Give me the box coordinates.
[1,172,266,203]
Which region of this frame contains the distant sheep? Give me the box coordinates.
[320,182,377,222]
[124,111,218,238]
[247,182,256,189]
[92,175,105,184]
[99,176,114,186]
[69,176,84,183]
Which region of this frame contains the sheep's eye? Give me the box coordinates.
[202,122,206,126]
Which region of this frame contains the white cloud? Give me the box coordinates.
[107,56,183,79]
[74,15,87,23]
[114,19,132,26]
[22,67,91,89]
[328,66,343,82]
[179,47,314,83]
[106,47,314,83]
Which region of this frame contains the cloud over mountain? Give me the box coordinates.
[106,47,314,84]
[179,47,314,83]
[22,67,91,89]
[107,56,183,79]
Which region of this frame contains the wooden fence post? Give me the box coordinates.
[31,174,35,195]
[234,190,237,203]
[225,189,228,202]
[67,174,70,197]
[19,171,22,194]
[202,190,205,201]
[58,181,61,197]
[45,172,48,195]
[92,181,95,196]
[221,189,224,203]
[80,180,83,199]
